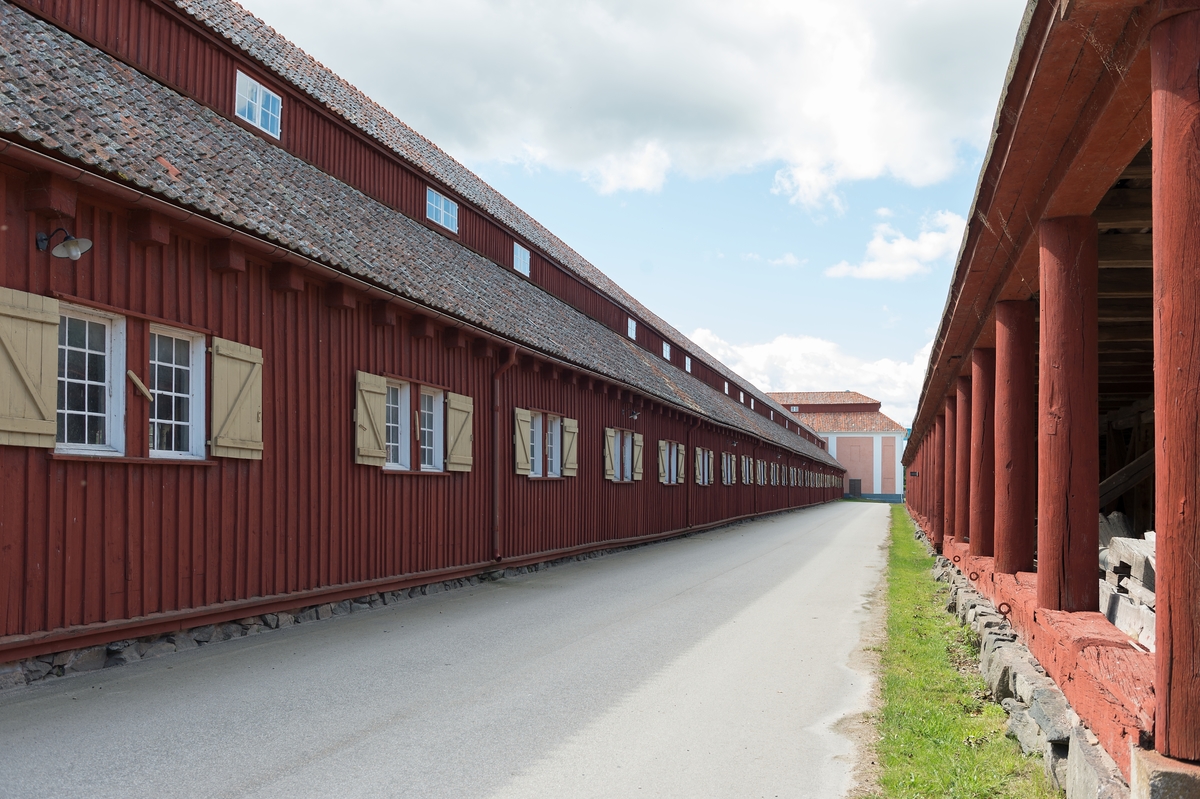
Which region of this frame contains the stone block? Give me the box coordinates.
[170,633,197,651]
[22,658,52,680]
[982,645,1023,702]
[1029,686,1075,743]
[52,651,72,667]
[317,604,334,620]
[331,600,352,616]
[1066,725,1128,799]
[263,614,279,629]
[65,646,106,674]
[295,608,318,623]
[276,612,295,628]
[138,641,176,659]
[1130,747,1200,799]
[0,663,27,690]
[191,625,216,643]
[1014,665,1056,705]
[105,647,141,668]
[216,623,242,641]
[350,601,370,613]
[426,582,444,595]
[1045,741,1070,790]
[1006,705,1049,754]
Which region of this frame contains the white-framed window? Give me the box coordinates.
[627,318,637,340]
[741,455,751,485]
[616,429,635,482]
[724,381,729,395]
[770,410,773,420]
[426,188,459,233]
[685,356,692,373]
[757,460,766,486]
[791,405,799,412]
[385,381,412,470]
[56,306,125,455]
[148,326,205,458]
[696,447,714,486]
[547,415,562,477]
[722,451,735,485]
[514,243,531,276]
[235,71,281,138]
[530,411,543,477]
[739,391,745,403]
[662,342,671,360]
[419,388,444,471]
[751,398,755,410]
[661,440,681,485]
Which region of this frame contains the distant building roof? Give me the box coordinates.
[791,411,907,434]
[769,391,878,407]
[767,392,906,435]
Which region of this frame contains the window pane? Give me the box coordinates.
[67,317,86,348]
[87,321,105,352]
[86,414,104,445]
[66,413,84,443]
[87,352,105,382]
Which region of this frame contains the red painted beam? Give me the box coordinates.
[969,349,996,556]
[1150,9,1200,761]
[934,413,946,549]
[1036,217,1099,613]
[955,375,972,543]
[944,397,957,541]
[994,301,1037,574]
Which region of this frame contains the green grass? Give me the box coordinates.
[873,504,1059,799]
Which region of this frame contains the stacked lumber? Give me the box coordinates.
[1097,512,1156,650]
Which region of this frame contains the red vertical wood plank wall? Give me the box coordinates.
[0,164,842,650]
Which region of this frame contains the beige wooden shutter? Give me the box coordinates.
[695,448,703,485]
[677,445,685,486]
[603,427,616,481]
[657,440,667,484]
[0,288,59,448]
[354,371,387,467]
[632,433,644,481]
[446,392,474,472]
[210,337,264,459]
[514,407,531,475]
[562,417,579,477]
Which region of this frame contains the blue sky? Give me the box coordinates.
[238,0,1028,424]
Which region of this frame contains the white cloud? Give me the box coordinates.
[875,207,894,218]
[768,253,802,267]
[826,210,966,280]
[691,328,931,427]
[236,0,1025,206]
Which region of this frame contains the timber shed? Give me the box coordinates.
[0,0,844,673]
[904,0,1200,786]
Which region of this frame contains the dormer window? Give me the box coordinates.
[750,398,755,409]
[739,391,745,403]
[662,342,671,360]
[514,243,531,276]
[685,356,692,373]
[791,405,799,412]
[235,71,281,138]
[627,318,637,339]
[426,188,459,232]
[724,381,729,395]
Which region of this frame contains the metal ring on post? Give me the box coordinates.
[952,555,961,564]
[997,602,1011,617]
[970,571,980,581]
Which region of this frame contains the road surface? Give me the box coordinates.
[0,500,890,799]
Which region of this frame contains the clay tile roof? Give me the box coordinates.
[791,411,908,434]
[0,1,841,467]
[768,391,879,406]
[171,0,783,423]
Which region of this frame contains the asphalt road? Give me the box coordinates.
[0,500,890,799]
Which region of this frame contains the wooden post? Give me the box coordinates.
[956,376,972,544]
[995,301,1037,573]
[944,397,957,542]
[933,414,946,550]
[1151,11,1200,760]
[970,349,996,556]
[1037,216,1099,613]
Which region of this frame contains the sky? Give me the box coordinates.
[237,0,1029,426]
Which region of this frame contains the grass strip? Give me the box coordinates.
[874,504,1057,799]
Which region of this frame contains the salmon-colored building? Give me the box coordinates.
[769,392,906,501]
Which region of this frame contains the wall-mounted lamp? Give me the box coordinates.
[626,410,641,420]
[36,228,93,261]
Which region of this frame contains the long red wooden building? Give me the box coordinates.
[904,0,1200,787]
[0,0,844,671]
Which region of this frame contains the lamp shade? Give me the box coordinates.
[51,235,93,261]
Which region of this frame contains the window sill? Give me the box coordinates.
[382,469,451,477]
[528,476,568,481]
[48,453,217,467]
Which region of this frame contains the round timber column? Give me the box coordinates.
[1151,11,1200,760]
[970,348,996,557]
[934,413,946,550]
[956,376,973,544]
[943,396,957,542]
[1036,216,1099,613]
[995,300,1037,573]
